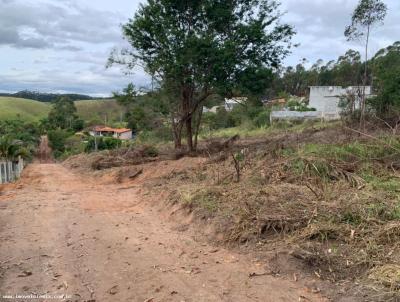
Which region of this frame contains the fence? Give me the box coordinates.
[0,157,24,184]
[270,111,340,123]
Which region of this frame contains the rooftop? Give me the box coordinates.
[92,126,131,133]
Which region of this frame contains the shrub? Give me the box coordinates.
[85,137,122,152]
[48,129,71,155]
[253,110,271,127]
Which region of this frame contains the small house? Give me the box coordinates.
[89,126,132,140]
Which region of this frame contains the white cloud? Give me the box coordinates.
[0,0,398,94]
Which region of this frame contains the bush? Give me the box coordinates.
[48,129,71,155]
[287,100,316,112]
[85,137,122,152]
[72,119,85,132]
[253,110,271,127]
[142,145,159,157]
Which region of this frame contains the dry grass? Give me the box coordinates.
[153,127,400,300]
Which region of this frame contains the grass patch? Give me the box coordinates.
[201,121,340,140]
[178,188,221,214]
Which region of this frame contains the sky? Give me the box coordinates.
[0,0,399,96]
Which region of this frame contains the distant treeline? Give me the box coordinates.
[0,90,110,102]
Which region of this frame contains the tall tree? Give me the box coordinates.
[344,0,387,127]
[48,97,80,130]
[110,0,294,151]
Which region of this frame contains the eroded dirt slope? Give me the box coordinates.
[0,163,326,302]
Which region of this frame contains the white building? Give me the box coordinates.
[309,86,371,114]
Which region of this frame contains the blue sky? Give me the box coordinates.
[0,0,399,96]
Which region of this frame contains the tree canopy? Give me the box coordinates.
[47,97,83,131]
[111,0,295,151]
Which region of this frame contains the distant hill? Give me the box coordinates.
[0,96,124,125]
[0,90,107,103]
[0,97,51,122]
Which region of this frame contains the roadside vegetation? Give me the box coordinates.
[0,120,41,160]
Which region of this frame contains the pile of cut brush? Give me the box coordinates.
[161,132,400,300]
[91,145,159,170]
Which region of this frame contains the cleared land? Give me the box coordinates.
[63,122,400,301]
[0,97,123,124]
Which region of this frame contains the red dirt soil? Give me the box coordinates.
[0,162,327,301]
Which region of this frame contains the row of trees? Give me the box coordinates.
[271,50,366,97]
[270,41,400,118]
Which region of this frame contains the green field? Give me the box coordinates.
[0,97,51,122]
[0,97,124,124]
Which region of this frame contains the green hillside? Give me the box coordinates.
[75,99,125,125]
[0,97,125,125]
[0,97,50,122]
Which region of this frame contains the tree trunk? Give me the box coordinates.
[186,116,194,152]
[360,24,370,130]
[193,108,203,150]
[171,116,183,149]
[174,128,182,149]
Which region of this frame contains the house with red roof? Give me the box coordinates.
[89,126,133,140]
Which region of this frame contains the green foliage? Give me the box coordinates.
[114,84,169,133]
[75,99,125,126]
[203,108,236,130]
[284,137,400,194]
[111,0,295,150]
[142,145,159,157]
[295,138,400,164]
[64,135,86,156]
[273,49,365,98]
[0,136,25,160]
[344,0,387,42]
[85,137,122,153]
[48,129,71,158]
[180,189,220,214]
[0,120,41,160]
[253,110,271,127]
[287,100,316,112]
[72,119,85,132]
[370,42,400,116]
[48,97,80,130]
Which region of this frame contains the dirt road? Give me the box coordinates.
[0,163,326,302]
